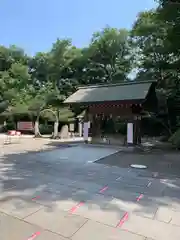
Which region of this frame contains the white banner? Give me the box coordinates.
[83,122,89,141]
[127,123,133,144]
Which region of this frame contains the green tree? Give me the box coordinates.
[131,10,173,87]
[82,27,133,84]
[0,28,136,135]
[156,0,180,133]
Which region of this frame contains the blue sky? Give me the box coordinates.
[1,0,156,55]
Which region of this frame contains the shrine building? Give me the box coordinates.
[64,81,158,145]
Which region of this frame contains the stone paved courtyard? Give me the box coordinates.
[0,138,180,240]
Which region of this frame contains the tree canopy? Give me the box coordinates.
[1,1,180,139]
[0,27,133,123]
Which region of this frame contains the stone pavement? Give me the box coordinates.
[0,141,180,239]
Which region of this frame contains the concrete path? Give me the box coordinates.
[0,144,180,240]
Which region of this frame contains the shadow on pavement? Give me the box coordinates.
[0,141,180,226]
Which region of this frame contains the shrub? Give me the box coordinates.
[39,124,54,135]
[3,122,16,131]
[169,128,180,149]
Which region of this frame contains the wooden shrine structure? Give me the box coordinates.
[64,81,158,145]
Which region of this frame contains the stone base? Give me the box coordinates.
[91,134,126,146]
[126,142,134,146]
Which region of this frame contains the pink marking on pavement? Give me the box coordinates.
[32,196,40,201]
[99,186,108,193]
[27,232,40,240]
[116,212,129,228]
[136,193,144,202]
[70,202,84,213]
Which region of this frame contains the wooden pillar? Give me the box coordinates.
[133,116,138,145]
[133,115,142,145]
[137,116,142,144]
[91,115,97,136]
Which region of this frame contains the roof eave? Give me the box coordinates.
[77,80,157,90]
[64,99,145,105]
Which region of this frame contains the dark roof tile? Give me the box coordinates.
[64,81,155,104]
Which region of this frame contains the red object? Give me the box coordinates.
[99,186,108,193]
[32,196,40,201]
[27,232,40,240]
[17,121,34,131]
[116,212,129,227]
[7,130,16,136]
[136,194,144,202]
[15,131,21,136]
[70,202,84,213]
[7,130,21,136]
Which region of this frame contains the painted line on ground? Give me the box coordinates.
[32,196,40,201]
[70,202,84,213]
[116,193,144,228]
[99,185,108,193]
[71,181,77,184]
[116,176,122,181]
[136,193,144,202]
[27,232,40,240]
[116,212,129,228]
[147,181,152,188]
[88,172,96,176]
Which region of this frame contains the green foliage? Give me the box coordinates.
[131,10,171,87]
[115,122,127,135]
[39,124,54,135]
[5,122,16,131]
[0,6,180,143]
[169,128,180,149]
[0,27,132,126]
[131,1,180,139]
[81,27,132,84]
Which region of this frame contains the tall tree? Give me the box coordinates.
[157,0,180,83]
[82,27,133,84]
[156,0,180,130]
[131,10,173,88]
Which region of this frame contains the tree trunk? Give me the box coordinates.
[52,121,59,139]
[34,121,41,137]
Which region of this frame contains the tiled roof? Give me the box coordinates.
[64,81,155,104]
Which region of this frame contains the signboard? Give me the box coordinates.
[17,122,34,131]
[127,123,133,144]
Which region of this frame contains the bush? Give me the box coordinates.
[39,124,54,135]
[114,122,127,135]
[2,122,16,132]
[169,128,180,149]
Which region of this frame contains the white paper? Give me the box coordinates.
[83,122,89,141]
[127,123,133,144]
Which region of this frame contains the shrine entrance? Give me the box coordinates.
[87,101,143,145]
[64,81,158,146]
